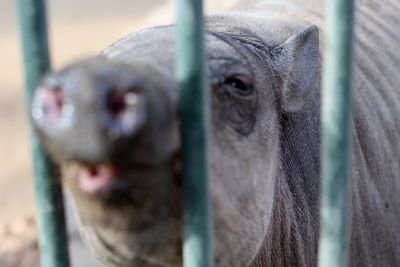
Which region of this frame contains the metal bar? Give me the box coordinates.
[318,0,355,266]
[175,0,213,266]
[17,0,71,266]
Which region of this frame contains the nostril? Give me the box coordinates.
[105,89,145,139]
[39,87,63,117]
[106,90,138,116]
[107,92,123,115]
[32,85,74,133]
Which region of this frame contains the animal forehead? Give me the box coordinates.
[102,25,251,64]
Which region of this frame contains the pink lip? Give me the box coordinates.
[77,164,116,195]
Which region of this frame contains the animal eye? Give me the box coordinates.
[224,76,252,96]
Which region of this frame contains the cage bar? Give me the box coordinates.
[318,0,355,266]
[175,0,213,266]
[17,0,71,266]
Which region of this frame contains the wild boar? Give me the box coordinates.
[31,0,400,266]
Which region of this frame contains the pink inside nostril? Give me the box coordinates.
[38,87,64,122]
[107,91,127,115]
[105,90,144,138]
[32,84,74,133]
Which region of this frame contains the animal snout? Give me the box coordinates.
[32,58,179,171]
[32,78,147,143]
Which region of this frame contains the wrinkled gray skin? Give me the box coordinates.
[32,0,400,266]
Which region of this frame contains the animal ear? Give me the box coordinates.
[276,25,320,113]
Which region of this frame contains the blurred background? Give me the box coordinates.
[0,0,235,266]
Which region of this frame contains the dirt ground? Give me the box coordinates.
[0,0,235,266]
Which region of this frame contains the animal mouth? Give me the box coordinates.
[73,152,182,198]
[74,162,158,197]
[76,163,116,195]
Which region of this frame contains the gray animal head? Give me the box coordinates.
[32,13,320,267]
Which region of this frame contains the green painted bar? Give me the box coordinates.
[175,0,213,266]
[17,0,71,266]
[318,0,355,266]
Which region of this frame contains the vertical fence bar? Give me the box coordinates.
[17,0,71,266]
[318,0,355,266]
[175,0,213,266]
